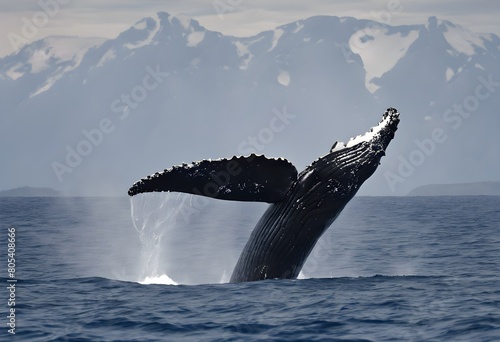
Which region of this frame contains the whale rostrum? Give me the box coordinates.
[128,108,400,282]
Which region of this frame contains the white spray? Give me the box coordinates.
[130,192,191,285]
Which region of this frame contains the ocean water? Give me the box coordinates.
[1,195,499,341]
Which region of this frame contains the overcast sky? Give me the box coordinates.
[1,0,499,57]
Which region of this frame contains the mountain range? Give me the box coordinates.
[407,182,500,196]
[0,186,59,197]
[1,12,498,196]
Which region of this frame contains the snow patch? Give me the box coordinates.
[30,74,60,97]
[293,22,304,34]
[268,28,284,51]
[234,41,251,69]
[187,31,205,47]
[277,70,290,86]
[474,63,485,71]
[44,36,105,69]
[124,17,161,49]
[177,15,192,31]
[443,25,485,56]
[133,20,148,30]
[96,49,116,68]
[349,28,419,93]
[446,49,458,57]
[0,36,105,97]
[21,37,105,94]
[30,62,78,97]
[445,67,454,82]
[29,49,51,73]
[6,63,25,80]
[234,38,262,70]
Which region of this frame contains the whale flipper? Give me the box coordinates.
[128,154,298,203]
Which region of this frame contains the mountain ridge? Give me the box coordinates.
[407,182,500,196]
[0,186,60,197]
[1,12,498,196]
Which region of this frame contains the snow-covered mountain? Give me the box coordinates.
[1,12,498,196]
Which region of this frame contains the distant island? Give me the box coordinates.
[407,182,500,196]
[0,186,60,197]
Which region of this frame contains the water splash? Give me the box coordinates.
[130,192,191,284]
[140,274,178,285]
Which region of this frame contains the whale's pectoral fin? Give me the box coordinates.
[128,154,298,203]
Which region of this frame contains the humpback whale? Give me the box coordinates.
[128,108,400,283]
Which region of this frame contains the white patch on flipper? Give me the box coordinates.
[330,109,398,152]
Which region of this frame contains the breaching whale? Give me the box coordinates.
[128,108,400,282]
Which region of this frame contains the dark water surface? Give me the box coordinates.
[1,196,499,341]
